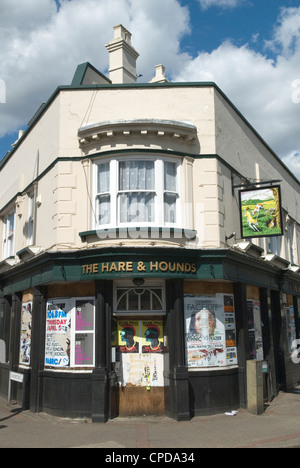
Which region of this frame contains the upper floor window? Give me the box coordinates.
[287,218,295,265]
[2,210,15,259]
[27,192,35,246]
[94,156,181,229]
[266,236,281,257]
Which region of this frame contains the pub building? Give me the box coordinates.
[0,25,300,422]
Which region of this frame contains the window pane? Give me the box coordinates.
[164,192,177,223]
[3,212,15,258]
[128,290,139,310]
[98,162,110,193]
[117,289,127,311]
[8,212,14,236]
[116,287,164,312]
[164,162,177,191]
[75,300,94,331]
[27,193,34,246]
[75,333,94,365]
[139,289,151,310]
[97,194,111,225]
[119,161,154,191]
[150,289,163,310]
[119,193,154,223]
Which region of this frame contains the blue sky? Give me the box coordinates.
[180,0,299,57]
[0,0,299,177]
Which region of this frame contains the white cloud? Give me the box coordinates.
[197,0,244,10]
[0,0,57,32]
[0,0,190,138]
[0,0,299,181]
[173,7,300,174]
[282,152,300,180]
[265,7,300,57]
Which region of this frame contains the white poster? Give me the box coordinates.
[45,302,71,367]
[184,294,237,368]
[247,300,263,360]
[19,302,32,365]
[119,353,164,387]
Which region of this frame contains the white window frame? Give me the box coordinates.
[113,279,166,316]
[2,210,15,260]
[94,155,182,230]
[45,297,95,369]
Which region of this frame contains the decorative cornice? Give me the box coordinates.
[78,119,197,148]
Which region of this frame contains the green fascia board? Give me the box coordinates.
[0,247,223,295]
[1,247,300,297]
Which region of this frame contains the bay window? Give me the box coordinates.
[95,157,181,229]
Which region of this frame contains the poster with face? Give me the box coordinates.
[184,294,238,368]
[142,321,164,353]
[118,320,139,353]
[184,294,226,367]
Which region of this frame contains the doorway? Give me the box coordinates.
[112,281,166,416]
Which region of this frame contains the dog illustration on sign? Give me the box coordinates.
[245,209,260,232]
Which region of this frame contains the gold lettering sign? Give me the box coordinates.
[81,260,197,275]
[81,263,98,274]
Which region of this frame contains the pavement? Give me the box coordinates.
[1,391,300,449]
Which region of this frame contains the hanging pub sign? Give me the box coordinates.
[239,185,283,239]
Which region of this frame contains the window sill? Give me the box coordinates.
[79,227,197,242]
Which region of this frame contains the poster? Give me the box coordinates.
[224,295,237,365]
[19,302,32,365]
[247,300,263,360]
[117,319,164,387]
[142,321,164,353]
[239,185,283,238]
[118,320,139,353]
[184,294,237,367]
[45,302,71,367]
[119,353,163,387]
[286,306,296,353]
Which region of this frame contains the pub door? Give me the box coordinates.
[112,280,166,416]
[116,316,165,416]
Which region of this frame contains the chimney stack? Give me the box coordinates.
[149,64,169,83]
[105,25,139,84]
